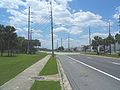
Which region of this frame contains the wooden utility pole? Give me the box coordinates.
[57,40,58,49]
[118,15,120,33]
[108,22,111,55]
[50,0,54,57]
[61,38,62,47]
[68,33,70,50]
[89,27,91,52]
[27,6,30,54]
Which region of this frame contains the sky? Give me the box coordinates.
[0,0,120,49]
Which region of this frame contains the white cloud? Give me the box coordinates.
[33,33,43,38]
[0,0,26,9]
[92,33,108,37]
[54,27,69,32]
[82,33,108,39]
[7,9,27,27]
[3,0,106,34]
[69,26,82,34]
[113,6,120,19]
[73,10,106,27]
[0,0,109,49]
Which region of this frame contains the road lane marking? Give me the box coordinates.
[67,56,120,81]
[111,62,120,65]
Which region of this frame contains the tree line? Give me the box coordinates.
[83,33,120,54]
[0,24,41,57]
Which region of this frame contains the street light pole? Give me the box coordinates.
[50,0,54,57]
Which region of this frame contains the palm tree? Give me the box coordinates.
[106,35,114,54]
[5,26,17,56]
[92,36,103,54]
[0,25,5,56]
[82,45,89,52]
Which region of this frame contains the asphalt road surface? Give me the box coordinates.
[57,54,120,90]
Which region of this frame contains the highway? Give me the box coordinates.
[57,54,120,90]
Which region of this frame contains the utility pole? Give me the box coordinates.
[61,38,62,47]
[108,22,111,36]
[68,33,70,50]
[27,6,30,54]
[57,40,58,49]
[89,27,91,52]
[108,22,111,55]
[118,15,120,33]
[30,29,32,40]
[50,0,54,57]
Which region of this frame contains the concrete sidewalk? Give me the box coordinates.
[0,55,50,90]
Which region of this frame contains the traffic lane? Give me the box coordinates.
[68,54,120,79]
[57,55,120,90]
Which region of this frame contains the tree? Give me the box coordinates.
[82,45,89,52]
[17,37,25,53]
[115,33,120,44]
[106,34,114,54]
[58,46,64,51]
[92,36,103,54]
[5,26,18,56]
[0,25,5,56]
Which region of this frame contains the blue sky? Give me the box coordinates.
[0,0,120,49]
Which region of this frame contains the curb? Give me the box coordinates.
[56,57,72,90]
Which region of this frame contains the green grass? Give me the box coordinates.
[57,51,76,53]
[0,52,47,86]
[30,81,61,90]
[99,54,120,58]
[82,52,120,58]
[39,57,58,75]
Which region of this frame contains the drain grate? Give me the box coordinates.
[31,76,45,80]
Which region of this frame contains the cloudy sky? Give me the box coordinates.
[0,0,120,49]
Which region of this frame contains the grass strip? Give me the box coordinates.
[39,57,58,75]
[82,52,120,58]
[30,81,61,90]
[0,52,47,86]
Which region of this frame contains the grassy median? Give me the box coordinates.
[0,52,47,86]
[31,57,61,90]
[39,57,58,75]
[82,52,120,58]
[30,81,61,90]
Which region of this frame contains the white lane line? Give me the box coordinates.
[67,56,120,81]
[111,62,120,65]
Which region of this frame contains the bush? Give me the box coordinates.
[117,52,120,56]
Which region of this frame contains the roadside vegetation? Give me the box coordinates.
[82,33,120,57]
[82,52,120,58]
[31,56,61,90]
[0,24,41,56]
[0,52,47,86]
[30,81,61,90]
[39,57,58,75]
